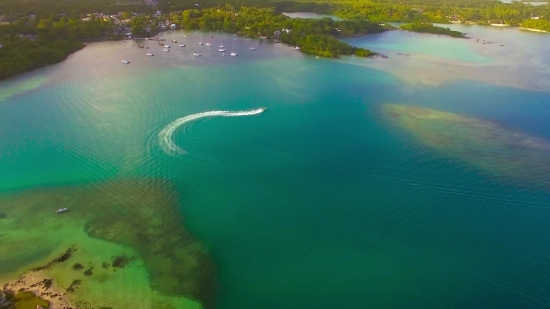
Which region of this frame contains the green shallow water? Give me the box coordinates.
[1,31,550,309]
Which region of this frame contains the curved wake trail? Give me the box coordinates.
[159,108,265,155]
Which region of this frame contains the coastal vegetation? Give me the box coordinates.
[400,21,465,37]
[0,0,147,18]
[1,0,550,80]
[0,18,116,80]
[305,0,550,27]
[175,7,382,57]
[0,5,382,81]
[521,18,550,31]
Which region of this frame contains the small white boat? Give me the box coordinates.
[163,48,169,52]
[147,52,154,56]
[199,35,204,45]
[205,42,212,46]
[122,60,130,64]
[193,52,201,56]
[250,47,256,50]
[230,45,237,56]
[218,47,226,52]
[179,44,186,47]
[219,44,225,48]
[294,46,300,50]
[56,208,67,213]
[164,44,171,48]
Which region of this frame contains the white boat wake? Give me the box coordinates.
[159,108,266,155]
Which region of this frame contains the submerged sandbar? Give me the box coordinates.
[0,179,217,309]
[381,104,550,189]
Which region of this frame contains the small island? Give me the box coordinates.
[400,22,466,38]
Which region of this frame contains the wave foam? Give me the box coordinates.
[159,108,265,155]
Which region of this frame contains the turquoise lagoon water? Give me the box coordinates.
[1,29,550,309]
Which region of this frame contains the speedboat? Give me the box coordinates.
[179,44,186,47]
[294,46,300,50]
[193,52,201,56]
[164,44,170,48]
[163,48,169,52]
[205,42,212,46]
[56,208,67,213]
[147,52,154,56]
[250,47,256,50]
[122,60,130,64]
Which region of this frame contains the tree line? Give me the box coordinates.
[173,6,384,57]
[2,0,549,80]
[0,18,118,80]
[400,21,466,37]
[290,0,550,28]
[521,18,550,31]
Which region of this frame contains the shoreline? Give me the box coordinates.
[519,27,548,32]
[2,271,73,309]
[0,28,381,82]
